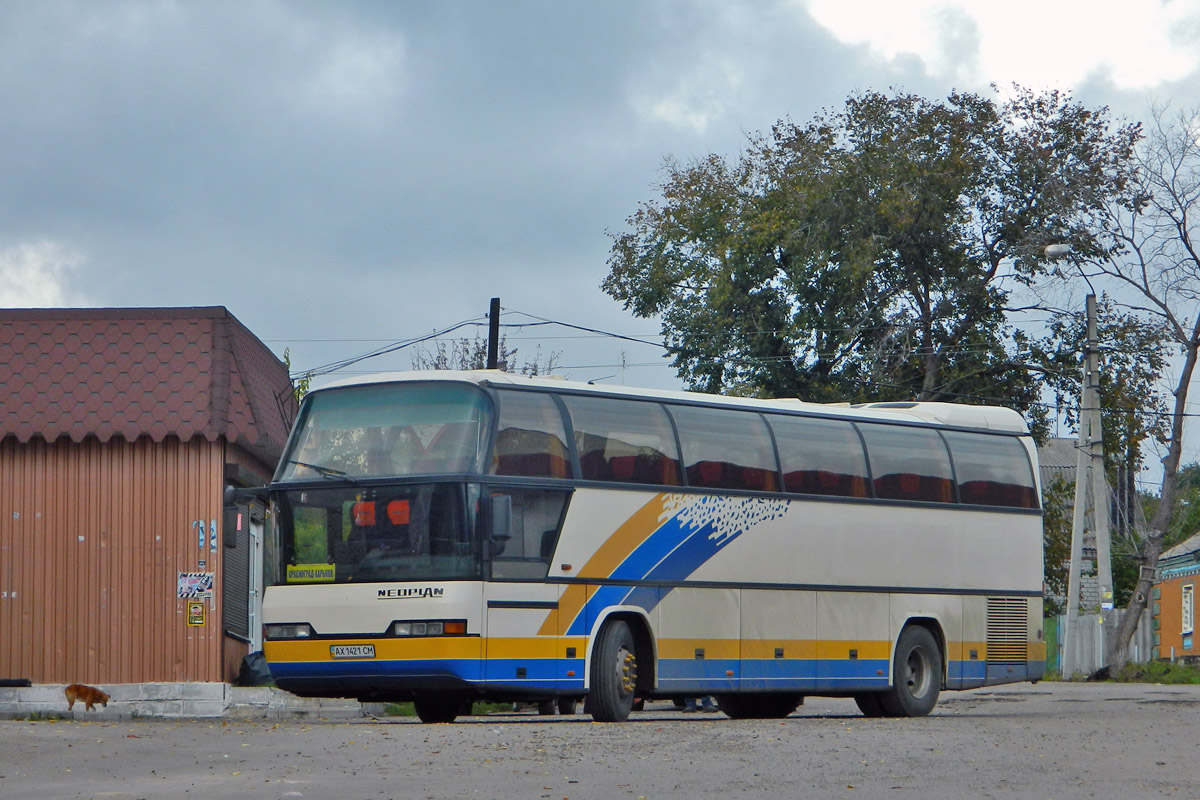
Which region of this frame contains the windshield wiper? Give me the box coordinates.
[286,460,362,484]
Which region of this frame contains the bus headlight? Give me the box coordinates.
[392,620,466,637]
[265,623,315,639]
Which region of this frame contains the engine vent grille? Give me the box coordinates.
[986,597,1029,664]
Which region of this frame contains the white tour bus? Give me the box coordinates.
[258,370,1045,723]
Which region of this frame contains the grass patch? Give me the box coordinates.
[1111,661,1200,684]
[382,701,534,717]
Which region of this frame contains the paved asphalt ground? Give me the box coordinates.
[1,682,1198,799]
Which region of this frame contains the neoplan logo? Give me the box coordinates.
[377,587,444,600]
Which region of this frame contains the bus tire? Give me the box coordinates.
[589,619,638,722]
[853,692,887,717]
[557,697,578,715]
[413,695,461,723]
[537,700,557,716]
[880,626,942,717]
[714,693,800,719]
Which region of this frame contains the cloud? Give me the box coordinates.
[0,241,90,307]
[282,23,409,120]
[805,0,1200,92]
[635,58,746,135]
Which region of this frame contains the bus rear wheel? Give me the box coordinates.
[589,619,638,722]
[714,693,800,719]
[880,626,942,717]
[413,695,461,723]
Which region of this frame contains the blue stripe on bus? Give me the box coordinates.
[269,658,584,691]
[269,658,487,682]
[270,655,1041,695]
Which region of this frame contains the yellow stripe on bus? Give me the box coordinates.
[813,640,891,660]
[265,635,1045,666]
[739,639,819,660]
[946,641,1046,662]
[658,638,742,660]
[484,637,588,659]
[265,637,483,663]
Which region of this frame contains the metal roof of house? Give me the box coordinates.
[1,307,296,464]
[1038,436,1078,488]
[1162,530,1200,562]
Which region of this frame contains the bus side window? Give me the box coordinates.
[668,406,778,492]
[943,431,1039,509]
[858,423,955,503]
[490,390,571,478]
[770,415,870,498]
[561,395,682,487]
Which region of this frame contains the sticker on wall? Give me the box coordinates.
[177,572,215,598]
[187,601,206,626]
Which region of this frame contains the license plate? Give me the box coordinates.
[330,644,376,659]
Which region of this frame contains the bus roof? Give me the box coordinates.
[312,370,1030,434]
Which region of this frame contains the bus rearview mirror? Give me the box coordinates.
[487,494,513,542]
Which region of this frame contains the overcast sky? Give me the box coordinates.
[2,0,1199,391]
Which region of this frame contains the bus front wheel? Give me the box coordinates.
[413,695,461,723]
[589,619,638,722]
[853,692,886,717]
[880,626,942,717]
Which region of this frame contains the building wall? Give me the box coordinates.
[1155,569,1200,661]
[0,435,226,683]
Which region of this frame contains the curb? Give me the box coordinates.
[0,683,384,721]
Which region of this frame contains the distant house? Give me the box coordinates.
[1037,437,1078,493]
[0,307,295,685]
[1154,531,1200,662]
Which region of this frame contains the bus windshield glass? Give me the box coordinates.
[270,483,481,585]
[275,382,492,482]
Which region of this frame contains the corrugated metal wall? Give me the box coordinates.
[0,435,226,683]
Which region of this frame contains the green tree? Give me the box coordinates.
[1057,105,1200,664]
[1169,464,1200,542]
[1041,475,1075,616]
[1032,296,1172,606]
[604,87,1138,422]
[410,334,560,375]
[283,347,314,404]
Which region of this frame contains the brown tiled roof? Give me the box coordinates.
[1,307,297,463]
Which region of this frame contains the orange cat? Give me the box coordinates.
[64,683,110,711]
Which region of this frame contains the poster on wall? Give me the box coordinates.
[186,601,207,626]
[177,572,214,598]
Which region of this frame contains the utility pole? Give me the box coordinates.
[1062,293,1113,676]
[486,297,500,370]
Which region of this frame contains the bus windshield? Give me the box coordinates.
[269,483,481,585]
[275,382,492,482]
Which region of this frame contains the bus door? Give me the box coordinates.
[481,487,571,692]
[483,584,562,690]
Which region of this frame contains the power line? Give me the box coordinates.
[294,316,486,379]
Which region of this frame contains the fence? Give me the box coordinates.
[1048,607,1154,677]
